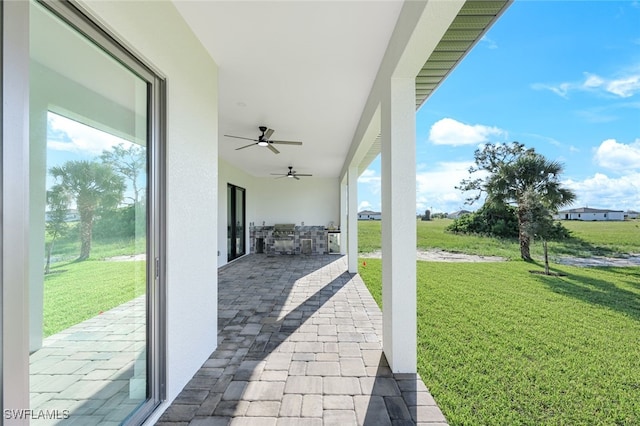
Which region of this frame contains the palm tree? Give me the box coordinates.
[486,152,576,261]
[50,160,125,261]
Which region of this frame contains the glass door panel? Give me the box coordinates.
[227,184,246,261]
[29,2,149,423]
[227,185,233,258]
[235,187,245,257]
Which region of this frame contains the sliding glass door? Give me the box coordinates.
[2,1,164,424]
[227,184,246,261]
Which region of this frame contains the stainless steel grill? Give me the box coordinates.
[273,224,295,238]
[273,224,295,253]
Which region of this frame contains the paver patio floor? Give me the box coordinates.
[157,254,447,425]
[30,296,146,425]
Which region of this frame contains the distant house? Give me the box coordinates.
[555,207,624,221]
[448,210,471,220]
[625,211,639,220]
[358,210,381,220]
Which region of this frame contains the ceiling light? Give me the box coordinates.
[257,141,268,147]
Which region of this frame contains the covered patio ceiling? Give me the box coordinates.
[173,0,511,179]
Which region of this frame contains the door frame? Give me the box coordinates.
[1,1,167,423]
[227,183,246,262]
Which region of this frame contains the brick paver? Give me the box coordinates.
[157,254,447,425]
[30,296,146,425]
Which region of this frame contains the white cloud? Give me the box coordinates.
[428,118,506,146]
[415,161,484,214]
[47,113,132,156]
[606,75,640,98]
[358,168,381,195]
[358,201,373,212]
[583,73,605,88]
[480,35,498,49]
[563,172,640,211]
[594,138,640,171]
[533,70,640,99]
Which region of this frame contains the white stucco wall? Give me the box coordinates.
[608,211,624,221]
[252,177,340,227]
[79,1,219,421]
[218,159,340,267]
[564,211,624,221]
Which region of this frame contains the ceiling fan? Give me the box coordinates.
[224,126,302,154]
[271,166,312,180]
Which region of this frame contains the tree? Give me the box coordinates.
[458,142,532,204]
[100,143,146,205]
[50,160,126,261]
[44,188,70,274]
[520,190,555,274]
[458,142,576,260]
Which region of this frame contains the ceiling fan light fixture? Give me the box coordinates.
[257,140,269,147]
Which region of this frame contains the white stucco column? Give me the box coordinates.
[340,178,348,255]
[347,165,359,273]
[381,77,416,373]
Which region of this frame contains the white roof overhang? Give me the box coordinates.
[352,0,512,177]
[173,0,511,180]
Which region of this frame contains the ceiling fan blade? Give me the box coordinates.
[296,174,312,177]
[271,140,303,145]
[267,144,280,154]
[267,143,280,154]
[270,173,287,176]
[264,128,275,140]
[235,143,256,150]
[294,175,300,180]
[274,175,287,179]
[224,134,258,142]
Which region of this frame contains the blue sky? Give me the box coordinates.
[358,0,640,215]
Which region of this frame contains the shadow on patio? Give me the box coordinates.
[158,254,447,425]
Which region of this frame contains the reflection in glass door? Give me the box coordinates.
[227,184,246,261]
[27,1,163,424]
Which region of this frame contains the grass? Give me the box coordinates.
[49,234,145,263]
[359,219,523,259]
[556,220,640,257]
[358,218,640,425]
[359,259,640,425]
[359,218,640,260]
[44,259,146,337]
[43,231,146,336]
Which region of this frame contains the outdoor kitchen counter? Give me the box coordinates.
[249,225,338,255]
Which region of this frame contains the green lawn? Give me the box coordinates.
[358,218,640,425]
[43,231,146,336]
[49,233,144,263]
[359,259,640,425]
[359,219,523,258]
[44,259,146,336]
[359,218,640,260]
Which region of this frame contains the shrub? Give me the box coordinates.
[447,201,571,241]
[93,205,136,240]
[447,202,519,238]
